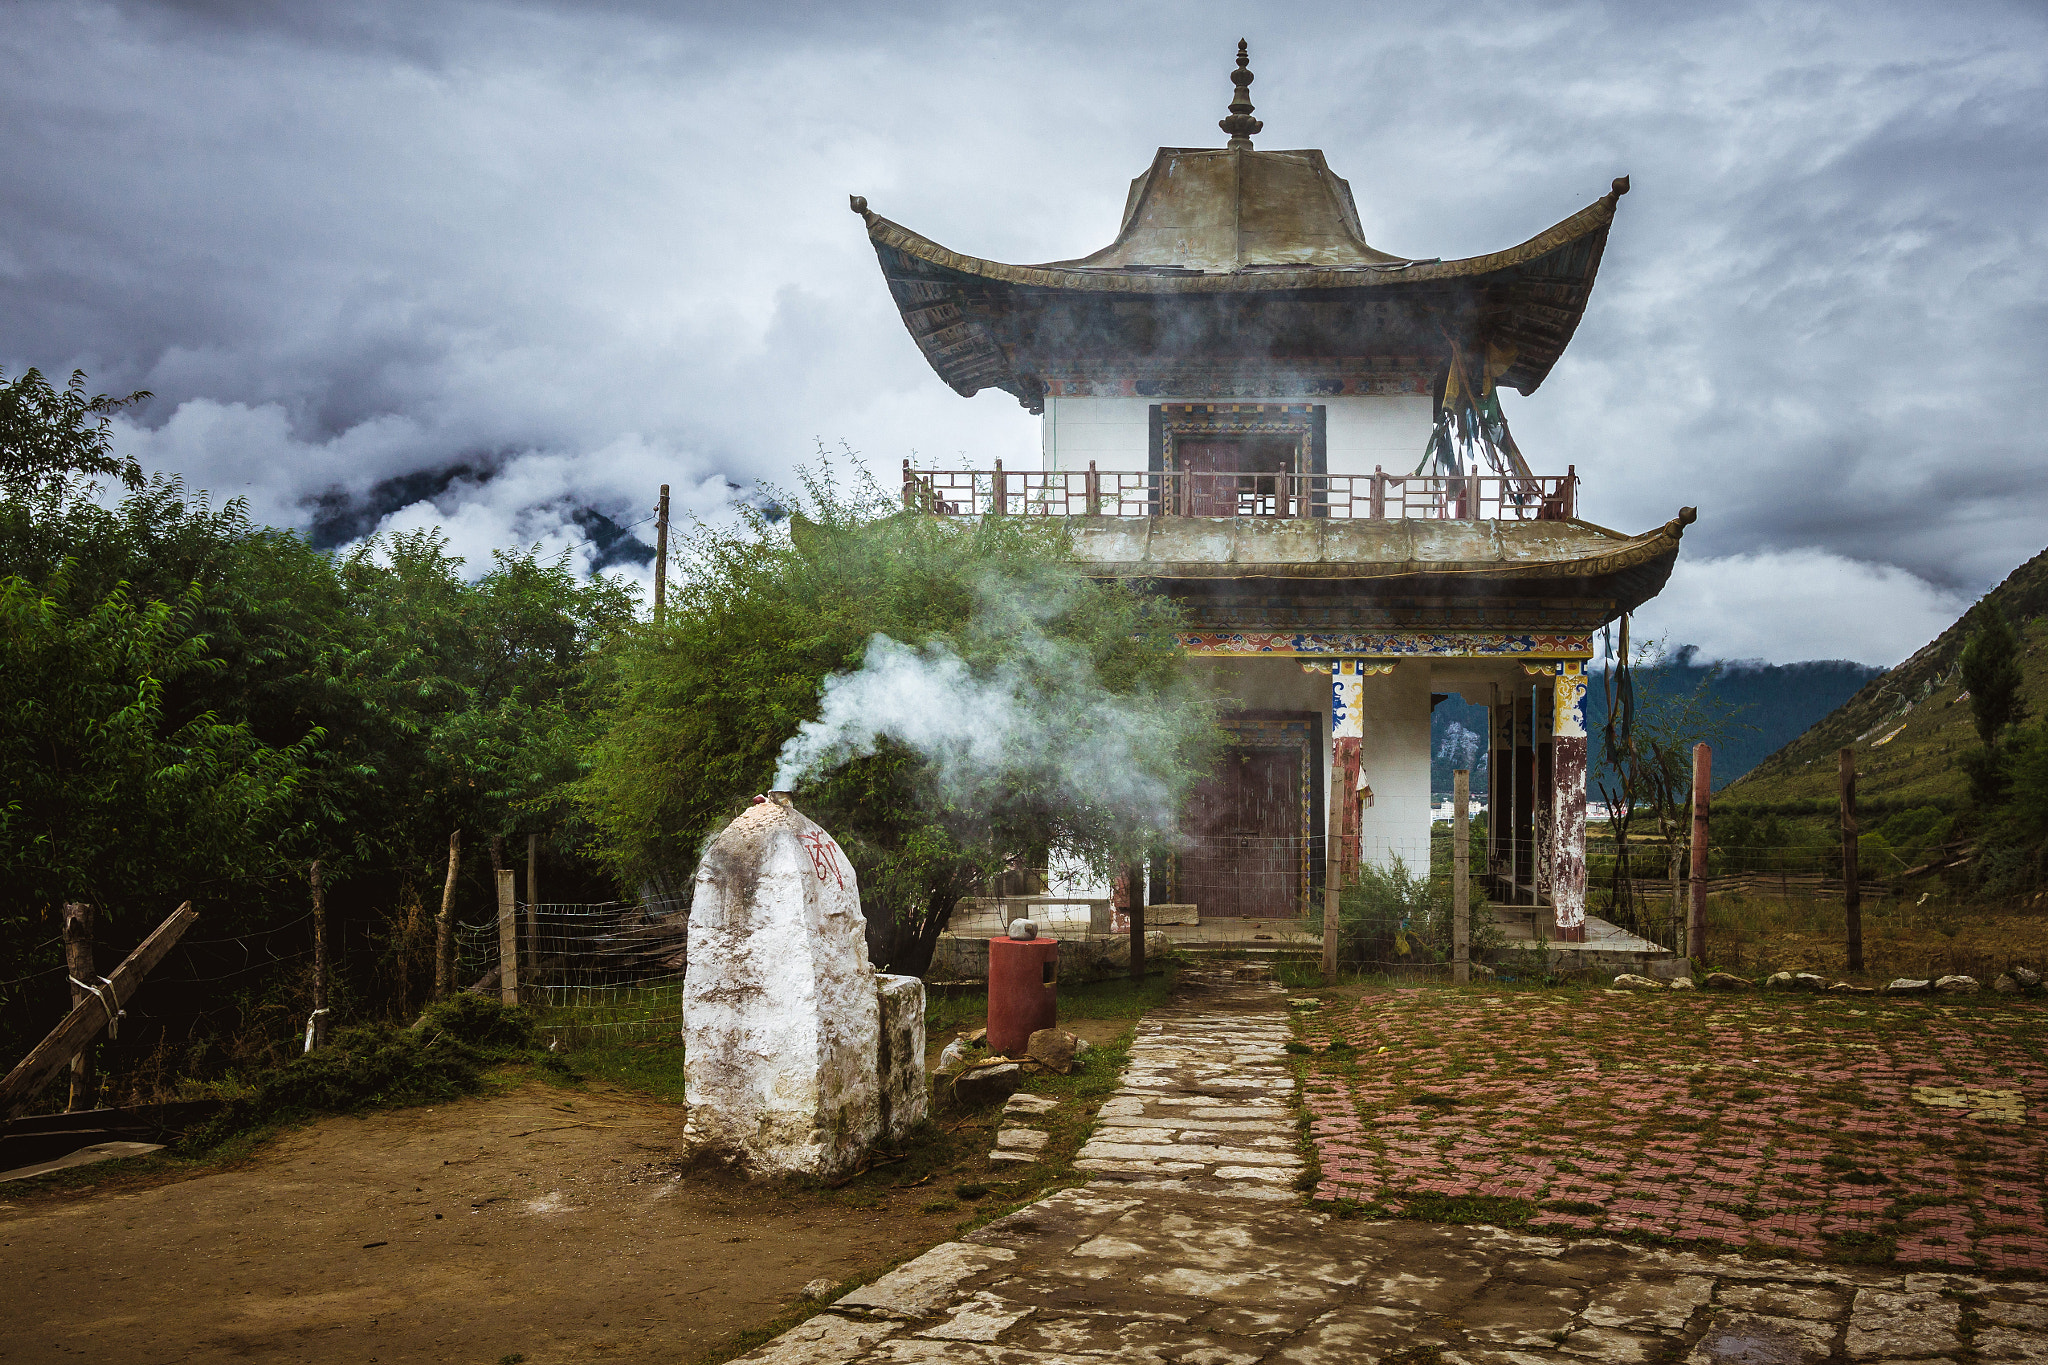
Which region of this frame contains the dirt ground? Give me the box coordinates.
[0,1004,1141,1365]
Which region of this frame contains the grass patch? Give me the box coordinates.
[553,1036,688,1102]
[1397,1193,1539,1227]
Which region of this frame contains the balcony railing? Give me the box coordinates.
[902,461,1577,521]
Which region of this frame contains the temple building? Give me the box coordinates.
[854,44,1691,943]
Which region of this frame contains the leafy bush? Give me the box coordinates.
[191,996,536,1144]
[1315,857,1496,971]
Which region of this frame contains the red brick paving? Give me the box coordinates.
[1298,988,2048,1271]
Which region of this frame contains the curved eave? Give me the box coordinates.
[1069,511,1688,619]
[858,190,1619,403]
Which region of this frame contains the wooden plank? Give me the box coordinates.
[3,903,196,1119]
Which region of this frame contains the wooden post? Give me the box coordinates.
[1085,460,1100,516]
[653,483,670,625]
[1688,745,1711,968]
[1453,770,1471,985]
[4,903,197,1118]
[991,459,1005,516]
[1840,748,1862,972]
[525,831,539,979]
[434,829,461,1000]
[497,869,520,1006]
[1371,465,1386,519]
[309,859,330,1051]
[62,903,94,1111]
[1124,861,1147,982]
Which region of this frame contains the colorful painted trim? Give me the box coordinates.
[1183,631,1594,658]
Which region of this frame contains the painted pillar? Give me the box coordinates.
[1489,685,1511,895]
[1331,660,1365,883]
[1550,660,1590,942]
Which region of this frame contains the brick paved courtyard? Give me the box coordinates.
[1298,987,2048,1273]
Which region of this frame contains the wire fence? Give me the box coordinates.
[457,901,684,1046]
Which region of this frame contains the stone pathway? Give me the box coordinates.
[733,968,2048,1364]
[1071,964,1302,1199]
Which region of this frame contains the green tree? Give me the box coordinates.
[1959,602,2029,806]
[579,468,1220,974]
[0,368,150,495]
[0,569,317,930]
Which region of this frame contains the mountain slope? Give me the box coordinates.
[1428,655,1884,797]
[1727,544,2048,806]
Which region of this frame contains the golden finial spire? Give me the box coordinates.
[1218,39,1263,149]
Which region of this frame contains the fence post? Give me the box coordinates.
[1125,861,1147,983]
[62,903,94,1110]
[435,829,461,1001]
[1688,745,1710,969]
[526,831,539,979]
[1453,770,1470,985]
[309,860,330,1051]
[1566,464,1578,519]
[497,869,520,1007]
[1086,460,1100,516]
[1840,748,1862,972]
[1324,755,1343,979]
[902,458,915,510]
[1371,465,1386,519]
[990,459,1005,516]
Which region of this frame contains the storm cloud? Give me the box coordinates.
[3,0,2042,662]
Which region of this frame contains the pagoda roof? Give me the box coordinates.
[1048,146,1409,272]
[854,179,1624,411]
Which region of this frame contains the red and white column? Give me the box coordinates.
[1550,660,1589,942]
[1331,660,1364,883]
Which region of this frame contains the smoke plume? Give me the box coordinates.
[771,575,1197,836]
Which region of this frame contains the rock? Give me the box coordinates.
[1074,1037,1091,1056]
[1935,974,1980,994]
[1007,919,1038,940]
[1287,997,1322,1010]
[965,1027,988,1045]
[1003,1092,1058,1115]
[951,1061,1022,1107]
[1026,1028,1083,1075]
[1765,971,1796,989]
[1995,973,2022,994]
[1884,978,1933,994]
[1668,977,1697,991]
[1827,982,1877,994]
[799,1277,837,1301]
[2013,966,2042,988]
[1793,972,1828,990]
[937,1038,972,1074]
[1701,972,1752,991]
[875,973,928,1141]
[1613,974,1666,991]
[682,795,881,1178]
[1846,1288,1962,1358]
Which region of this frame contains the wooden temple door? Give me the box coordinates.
[1180,747,1304,918]
[1175,437,1298,517]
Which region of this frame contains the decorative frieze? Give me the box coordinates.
[1183,631,1594,658]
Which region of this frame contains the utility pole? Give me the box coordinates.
[1688,745,1711,967]
[654,483,671,625]
[1840,748,1862,972]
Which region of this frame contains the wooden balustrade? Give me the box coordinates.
[901,460,1578,521]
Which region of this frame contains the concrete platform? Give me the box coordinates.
[1488,905,1680,976]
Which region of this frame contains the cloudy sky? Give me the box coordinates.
[4,0,2044,665]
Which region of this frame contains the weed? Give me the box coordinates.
[955,1182,990,1201]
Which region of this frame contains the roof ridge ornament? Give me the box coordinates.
[1219,39,1263,149]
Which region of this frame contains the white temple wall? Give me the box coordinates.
[1351,661,1434,875]
[1040,394,1434,474]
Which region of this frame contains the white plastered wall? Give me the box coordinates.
[1353,661,1434,875]
[1041,394,1433,474]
